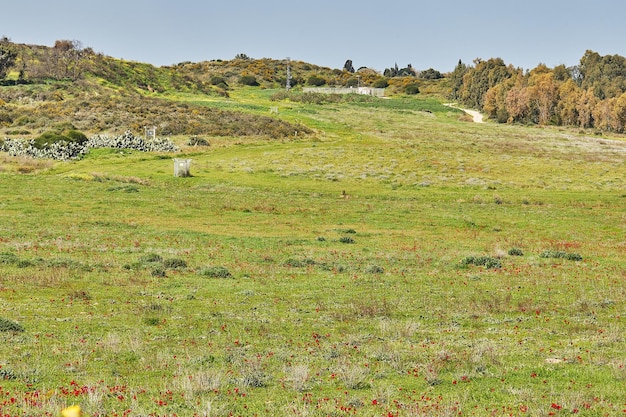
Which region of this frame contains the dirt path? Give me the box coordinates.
[444,104,484,123]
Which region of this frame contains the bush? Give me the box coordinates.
[508,248,524,256]
[540,250,582,261]
[307,75,327,86]
[140,253,163,263]
[0,318,25,332]
[405,84,420,95]
[210,76,228,87]
[419,68,444,80]
[365,265,384,274]
[339,236,355,244]
[33,132,69,149]
[240,75,259,86]
[283,258,316,268]
[187,136,210,146]
[163,258,187,269]
[151,267,166,277]
[198,266,233,278]
[372,78,389,88]
[64,129,88,144]
[461,256,502,269]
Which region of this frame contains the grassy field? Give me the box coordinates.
[0,88,625,417]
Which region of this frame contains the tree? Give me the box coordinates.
[528,70,559,125]
[556,79,582,126]
[448,59,468,100]
[419,68,443,80]
[343,59,355,73]
[0,36,17,80]
[459,58,514,109]
[576,88,597,128]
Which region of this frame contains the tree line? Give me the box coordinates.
[450,50,626,132]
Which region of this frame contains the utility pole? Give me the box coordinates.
[286,57,292,91]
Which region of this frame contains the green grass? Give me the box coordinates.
[0,88,625,416]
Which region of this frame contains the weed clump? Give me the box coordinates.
[163,258,188,269]
[283,257,316,268]
[187,136,210,146]
[508,248,524,256]
[461,256,502,269]
[0,252,19,265]
[0,318,25,333]
[140,253,163,263]
[198,266,233,278]
[540,250,583,261]
[339,236,355,244]
[365,265,385,274]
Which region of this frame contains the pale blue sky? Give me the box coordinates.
[3,0,625,73]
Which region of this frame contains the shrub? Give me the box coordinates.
[0,317,25,332]
[140,253,163,263]
[163,258,187,269]
[372,78,389,88]
[339,236,355,244]
[210,76,228,87]
[283,257,316,267]
[33,132,68,149]
[187,136,210,146]
[151,267,166,277]
[461,256,502,269]
[198,266,233,278]
[365,265,384,274]
[540,250,582,261]
[508,248,524,256]
[143,317,160,326]
[419,68,444,80]
[405,84,420,95]
[64,129,88,144]
[307,75,327,86]
[239,75,259,86]
[0,252,19,265]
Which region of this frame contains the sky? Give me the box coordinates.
[2,0,626,73]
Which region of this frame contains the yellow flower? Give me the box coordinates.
[61,405,82,417]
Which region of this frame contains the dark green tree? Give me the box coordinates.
[0,37,17,80]
[343,59,355,73]
[459,58,514,109]
[419,68,443,80]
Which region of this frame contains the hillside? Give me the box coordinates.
[0,40,448,140]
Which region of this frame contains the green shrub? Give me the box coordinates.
[187,136,210,146]
[0,252,19,265]
[140,253,163,263]
[461,256,502,269]
[64,129,88,144]
[307,75,327,86]
[210,76,228,87]
[198,266,233,278]
[240,75,259,86]
[405,84,420,95]
[143,317,160,326]
[540,250,582,261]
[283,258,316,267]
[0,318,25,332]
[163,258,187,269]
[365,265,384,274]
[339,236,355,244]
[151,267,166,277]
[373,78,389,88]
[33,132,68,149]
[508,248,524,256]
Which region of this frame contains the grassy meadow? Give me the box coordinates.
[1,88,625,416]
